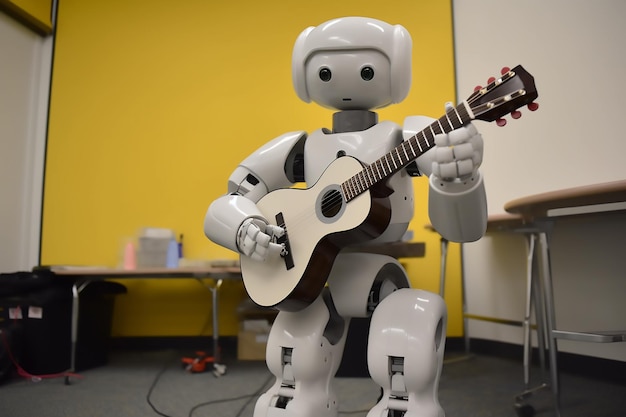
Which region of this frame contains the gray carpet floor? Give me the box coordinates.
[0,349,624,417]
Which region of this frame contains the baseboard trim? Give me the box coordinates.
[111,336,238,356]
[449,337,626,385]
[109,336,625,385]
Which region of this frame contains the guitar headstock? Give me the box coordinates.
[467,65,539,126]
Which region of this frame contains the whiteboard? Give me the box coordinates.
[453,0,626,214]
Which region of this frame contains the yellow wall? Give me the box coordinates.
[42,0,464,338]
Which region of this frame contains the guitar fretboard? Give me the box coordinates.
[341,102,473,202]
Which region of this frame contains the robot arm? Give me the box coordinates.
[406,111,488,243]
[204,131,307,259]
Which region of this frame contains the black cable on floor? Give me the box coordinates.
[145,356,367,417]
[233,374,273,417]
[144,350,274,417]
[146,358,175,417]
[188,374,273,417]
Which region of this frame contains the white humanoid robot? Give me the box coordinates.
[205,17,488,417]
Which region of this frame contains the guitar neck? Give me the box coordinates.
[341,101,474,202]
[340,64,539,202]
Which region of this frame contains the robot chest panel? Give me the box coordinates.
[303,122,402,183]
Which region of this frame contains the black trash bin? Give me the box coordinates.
[73,280,127,371]
[0,271,126,376]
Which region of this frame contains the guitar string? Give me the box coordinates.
[269,138,426,240]
[268,86,505,239]
[267,116,452,238]
[279,137,422,233]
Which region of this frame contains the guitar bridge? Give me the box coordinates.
[275,212,294,270]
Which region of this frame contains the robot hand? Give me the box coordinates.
[237,218,285,261]
[432,103,483,181]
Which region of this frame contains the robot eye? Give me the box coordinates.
[361,66,375,81]
[319,67,332,82]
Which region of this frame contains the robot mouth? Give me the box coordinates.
[342,98,352,101]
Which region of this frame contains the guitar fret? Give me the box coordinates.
[354,176,362,194]
[451,106,463,126]
[435,120,444,135]
[428,126,436,143]
[363,168,371,186]
[348,178,357,198]
[457,102,472,125]
[401,142,410,161]
[353,178,360,196]
[358,172,367,190]
[408,138,418,156]
[395,148,403,165]
[422,130,430,148]
[416,136,424,152]
[366,166,376,184]
[341,183,350,201]
[345,179,352,198]
[375,160,385,178]
[381,155,391,171]
[384,155,392,172]
[445,112,453,130]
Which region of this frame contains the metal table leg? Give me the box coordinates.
[197,277,226,377]
[66,280,89,385]
[537,231,561,416]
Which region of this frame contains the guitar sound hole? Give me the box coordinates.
[320,189,343,218]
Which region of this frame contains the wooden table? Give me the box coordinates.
[48,265,242,382]
[503,180,626,416]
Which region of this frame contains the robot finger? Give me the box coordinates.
[265,224,285,239]
[267,242,285,258]
[434,133,451,147]
[250,248,267,262]
[255,231,271,248]
[451,143,474,160]
[241,235,259,257]
[472,150,483,167]
[436,161,459,179]
[456,159,474,178]
[434,146,454,163]
[448,123,478,145]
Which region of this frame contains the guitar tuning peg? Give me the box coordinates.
[474,85,483,92]
[487,76,496,84]
[496,118,507,127]
[511,110,522,119]
[527,102,539,111]
[500,66,511,75]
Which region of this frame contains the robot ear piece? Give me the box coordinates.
[292,26,315,103]
[390,25,412,104]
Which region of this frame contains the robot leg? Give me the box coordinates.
[367,288,447,417]
[254,289,348,417]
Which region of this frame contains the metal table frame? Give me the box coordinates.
[49,266,241,383]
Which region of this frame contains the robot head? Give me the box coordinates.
[292,17,412,111]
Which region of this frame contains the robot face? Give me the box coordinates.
[304,50,393,111]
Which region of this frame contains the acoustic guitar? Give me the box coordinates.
[240,65,539,311]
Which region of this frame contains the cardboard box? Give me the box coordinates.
[237,327,269,361]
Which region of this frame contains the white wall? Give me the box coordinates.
[0,12,52,273]
[453,0,626,361]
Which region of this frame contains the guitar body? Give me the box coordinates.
[240,156,392,311]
